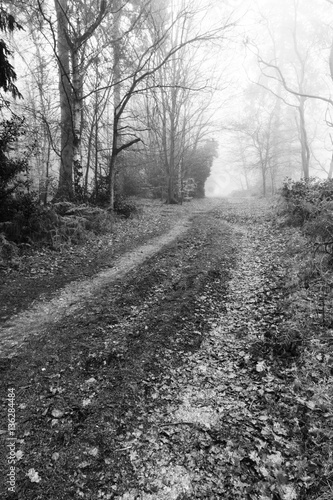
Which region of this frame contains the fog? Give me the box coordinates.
[5,0,333,202]
[205,0,333,197]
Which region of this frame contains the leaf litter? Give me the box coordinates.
[0,197,332,499]
[117,199,332,500]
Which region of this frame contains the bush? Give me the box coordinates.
[0,116,31,215]
[0,192,41,242]
[114,196,138,218]
[280,178,333,226]
[0,232,18,265]
[280,179,333,265]
[53,203,113,236]
[0,114,117,250]
[1,196,114,249]
[279,178,333,329]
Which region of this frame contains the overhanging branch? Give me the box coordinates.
[257,56,333,107]
[116,137,141,155]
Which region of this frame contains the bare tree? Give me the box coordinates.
[249,0,333,180]
[131,1,226,203]
[53,0,107,199]
[247,0,314,179]
[10,0,233,205]
[224,82,298,196]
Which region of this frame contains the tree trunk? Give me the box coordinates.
[167,138,176,203]
[166,87,178,204]
[108,152,117,208]
[54,0,74,201]
[328,152,333,180]
[72,48,84,196]
[107,104,120,209]
[167,175,178,204]
[329,43,333,178]
[298,98,310,180]
[85,118,95,196]
[44,141,51,205]
[95,113,99,201]
[259,145,268,198]
[262,167,266,197]
[108,0,122,209]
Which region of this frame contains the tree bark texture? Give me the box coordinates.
[54,0,74,200]
[108,0,122,208]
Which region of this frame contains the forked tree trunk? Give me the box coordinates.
[53,0,106,201]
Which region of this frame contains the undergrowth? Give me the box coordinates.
[265,180,333,499]
[0,195,141,263]
[279,178,333,327]
[0,199,116,266]
[114,196,139,219]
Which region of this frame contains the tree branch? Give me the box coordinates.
[116,137,141,155]
[257,55,333,107]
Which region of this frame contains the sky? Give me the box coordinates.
[204,0,333,196]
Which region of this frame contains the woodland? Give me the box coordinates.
[1,0,333,248]
[1,1,333,500]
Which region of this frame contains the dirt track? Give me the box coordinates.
[0,199,218,359]
[0,212,192,358]
[1,198,326,500]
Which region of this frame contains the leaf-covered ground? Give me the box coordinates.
[0,198,332,500]
[0,199,212,322]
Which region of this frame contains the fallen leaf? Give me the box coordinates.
[51,409,64,418]
[27,468,41,483]
[87,447,99,457]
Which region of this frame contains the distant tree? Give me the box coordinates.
[251,0,332,180]
[225,82,299,197]
[137,2,226,204]
[105,0,232,207]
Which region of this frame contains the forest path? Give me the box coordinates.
[1,197,325,500]
[0,199,219,359]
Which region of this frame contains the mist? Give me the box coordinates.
[205,0,333,197]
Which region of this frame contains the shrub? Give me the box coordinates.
[53,203,113,236]
[0,232,18,265]
[279,177,333,329]
[114,196,138,218]
[0,192,41,243]
[0,116,30,217]
[280,179,333,268]
[280,178,333,227]
[2,200,59,245]
[1,198,114,249]
[88,175,109,206]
